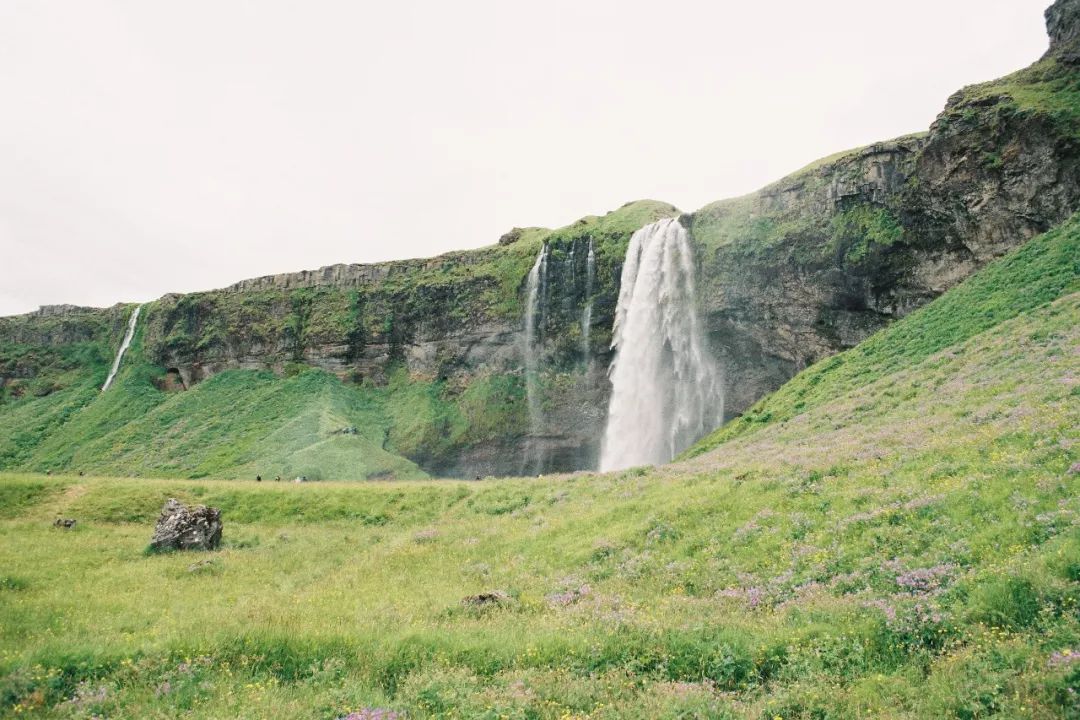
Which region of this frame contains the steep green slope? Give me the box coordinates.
[51,368,426,481]
[23,366,427,481]
[0,214,1077,718]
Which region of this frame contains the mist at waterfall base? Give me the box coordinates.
[102,305,142,392]
[599,219,723,472]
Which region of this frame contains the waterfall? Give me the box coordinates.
[581,237,595,360]
[599,219,722,471]
[102,304,142,392]
[564,243,577,314]
[523,243,549,434]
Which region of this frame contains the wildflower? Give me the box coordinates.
[895,564,955,594]
[1049,649,1080,668]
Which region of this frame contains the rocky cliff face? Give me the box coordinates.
[1048,0,1080,62]
[2,0,1078,479]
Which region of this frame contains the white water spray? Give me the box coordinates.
[523,244,549,433]
[102,305,142,392]
[599,219,722,471]
[581,237,596,360]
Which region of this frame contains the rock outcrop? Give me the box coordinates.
[1047,0,1080,62]
[150,499,222,551]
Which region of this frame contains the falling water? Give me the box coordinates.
[102,305,143,392]
[523,243,550,434]
[563,243,576,314]
[581,237,596,360]
[599,219,722,471]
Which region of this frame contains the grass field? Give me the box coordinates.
[1,211,1078,718]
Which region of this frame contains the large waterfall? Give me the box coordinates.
[102,304,142,392]
[523,243,549,434]
[599,219,722,471]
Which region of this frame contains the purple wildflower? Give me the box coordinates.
[1049,649,1080,668]
[895,564,955,594]
[864,598,898,623]
[546,583,592,607]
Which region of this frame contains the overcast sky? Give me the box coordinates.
[0,0,1051,316]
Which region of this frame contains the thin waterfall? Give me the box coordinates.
[102,304,143,392]
[523,243,549,436]
[581,237,595,361]
[563,242,576,314]
[599,219,722,471]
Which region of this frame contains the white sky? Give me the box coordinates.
[0,0,1052,316]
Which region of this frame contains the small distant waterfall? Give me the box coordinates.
[581,237,596,361]
[102,305,142,392]
[523,243,550,434]
[599,219,722,471]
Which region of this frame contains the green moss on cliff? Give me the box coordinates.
[828,205,904,264]
[945,57,1080,137]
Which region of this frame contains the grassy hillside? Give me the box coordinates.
[0,215,1077,718]
[54,368,427,481]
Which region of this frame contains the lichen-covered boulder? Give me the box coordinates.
[150,498,222,551]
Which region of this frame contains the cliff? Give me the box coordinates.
[2,0,1078,479]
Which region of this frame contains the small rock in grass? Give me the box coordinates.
[187,558,217,573]
[413,528,438,543]
[150,498,222,551]
[1068,461,1080,475]
[462,590,510,608]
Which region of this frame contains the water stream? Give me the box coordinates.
[102,304,142,392]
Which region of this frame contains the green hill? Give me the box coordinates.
[0,210,1076,718]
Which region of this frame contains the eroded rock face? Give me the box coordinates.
[1047,0,1080,62]
[150,499,222,551]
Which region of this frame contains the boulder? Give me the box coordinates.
[150,498,222,551]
